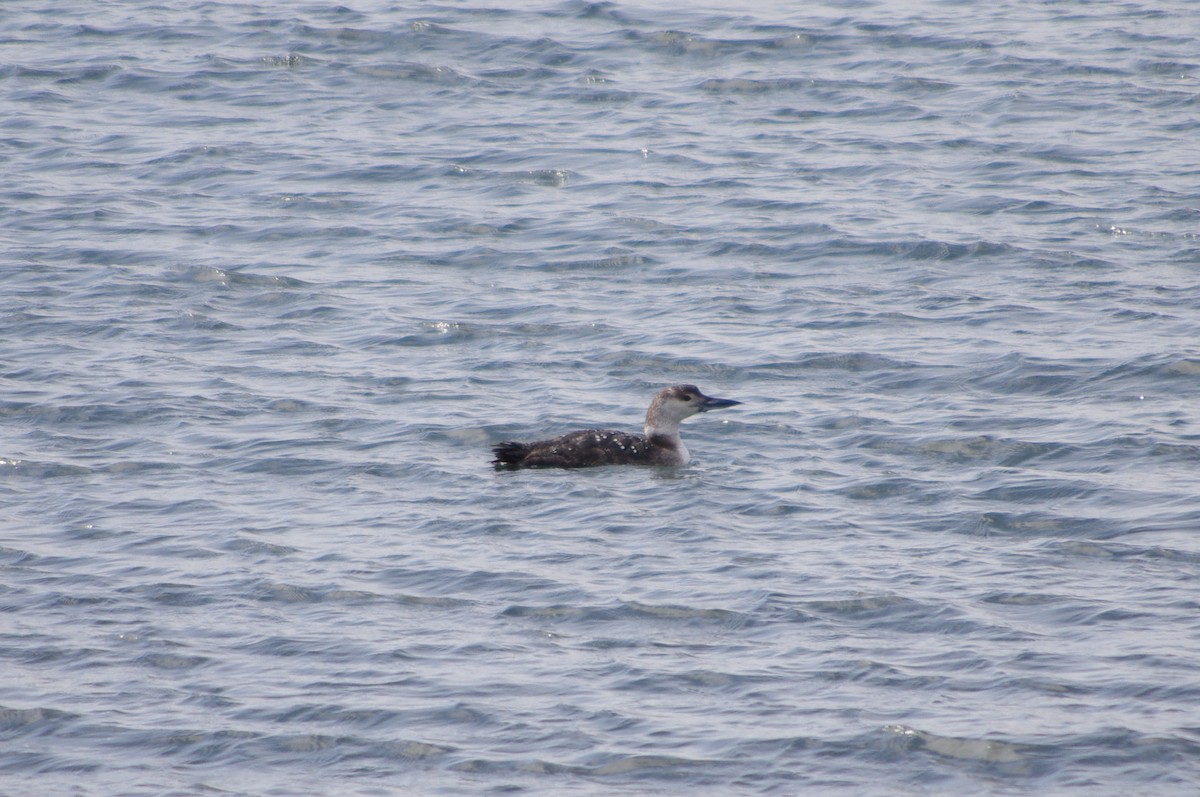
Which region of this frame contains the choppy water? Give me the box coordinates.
[3,1,1200,794]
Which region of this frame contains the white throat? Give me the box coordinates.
[644,417,683,440]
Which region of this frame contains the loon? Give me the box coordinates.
[492,384,741,469]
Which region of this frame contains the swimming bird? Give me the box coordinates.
[492,384,741,469]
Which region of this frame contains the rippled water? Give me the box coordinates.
[3,1,1200,794]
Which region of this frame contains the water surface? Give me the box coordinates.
[3,1,1199,794]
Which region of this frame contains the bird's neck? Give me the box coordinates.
[644,417,682,442]
[646,426,689,465]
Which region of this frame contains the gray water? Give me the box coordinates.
[3,1,1200,794]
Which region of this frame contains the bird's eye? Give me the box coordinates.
[682,394,694,401]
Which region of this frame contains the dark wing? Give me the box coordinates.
[493,429,653,469]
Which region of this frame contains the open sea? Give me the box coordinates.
[3,1,1199,794]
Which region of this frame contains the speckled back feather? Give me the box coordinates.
[492,429,678,469]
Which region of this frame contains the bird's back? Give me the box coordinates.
[492,429,676,469]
